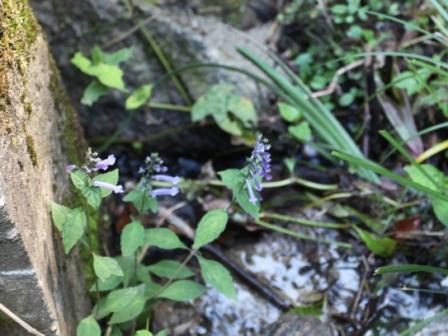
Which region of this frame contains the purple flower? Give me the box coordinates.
[66,164,77,173]
[245,180,258,205]
[151,187,179,197]
[152,174,180,185]
[244,134,272,205]
[94,154,116,171]
[92,180,124,194]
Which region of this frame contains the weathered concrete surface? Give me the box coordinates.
[29,0,275,155]
[0,0,89,334]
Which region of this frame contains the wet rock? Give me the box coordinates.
[0,1,88,334]
[261,314,337,336]
[29,0,275,155]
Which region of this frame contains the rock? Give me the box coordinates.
[0,1,88,335]
[29,0,275,155]
[261,314,337,336]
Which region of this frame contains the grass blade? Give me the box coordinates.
[332,151,448,202]
[375,263,448,276]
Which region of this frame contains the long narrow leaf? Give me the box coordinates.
[238,47,379,183]
[375,264,448,276]
[332,151,448,202]
[399,308,448,336]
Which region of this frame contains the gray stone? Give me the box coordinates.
[0,1,89,334]
[29,0,275,154]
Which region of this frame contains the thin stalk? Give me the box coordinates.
[261,212,349,229]
[255,219,351,249]
[148,102,191,112]
[136,20,192,105]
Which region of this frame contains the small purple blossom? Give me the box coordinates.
[151,186,180,197]
[94,154,116,171]
[92,180,124,194]
[139,153,181,199]
[245,134,272,205]
[66,164,77,173]
[152,174,180,185]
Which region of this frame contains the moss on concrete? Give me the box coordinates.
[0,0,39,95]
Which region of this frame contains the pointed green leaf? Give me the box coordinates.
[51,202,71,231]
[125,84,153,110]
[76,315,101,336]
[103,285,143,314]
[62,208,87,253]
[93,254,124,282]
[148,260,194,279]
[123,189,157,214]
[198,257,236,299]
[135,331,153,336]
[81,81,110,106]
[157,280,205,302]
[354,226,396,258]
[109,295,146,324]
[278,102,302,123]
[289,121,312,142]
[121,221,145,256]
[145,228,187,249]
[193,209,228,249]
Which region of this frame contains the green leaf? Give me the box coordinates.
[227,95,257,127]
[95,47,133,65]
[155,331,168,336]
[71,52,125,90]
[93,169,119,197]
[289,122,312,142]
[405,164,446,190]
[70,170,89,191]
[71,52,92,74]
[89,274,122,292]
[109,295,146,324]
[219,168,260,219]
[111,328,124,336]
[93,254,124,282]
[81,81,110,106]
[148,260,194,279]
[405,164,448,226]
[278,102,302,123]
[354,226,396,258]
[192,84,257,136]
[103,285,144,313]
[145,228,187,250]
[120,221,145,256]
[88,63,125,90]
[61,208,87,253]
[123,189,157,214]
[198,257,236,299]
[76,316,101,336]
[135,331,153,336]
[375,263,448,276]
[192,209,228,249]
[116,256,136,287]
[394,69,431,96]
[51,202,71,231]
[157,280,205,301]
[82,187,102,209]
[125,84,153,110]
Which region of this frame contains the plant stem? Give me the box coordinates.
[261,212,349,229]
[148,102,191,112]
[255,219,351,249]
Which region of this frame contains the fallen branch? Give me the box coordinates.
[0,303,45,336]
